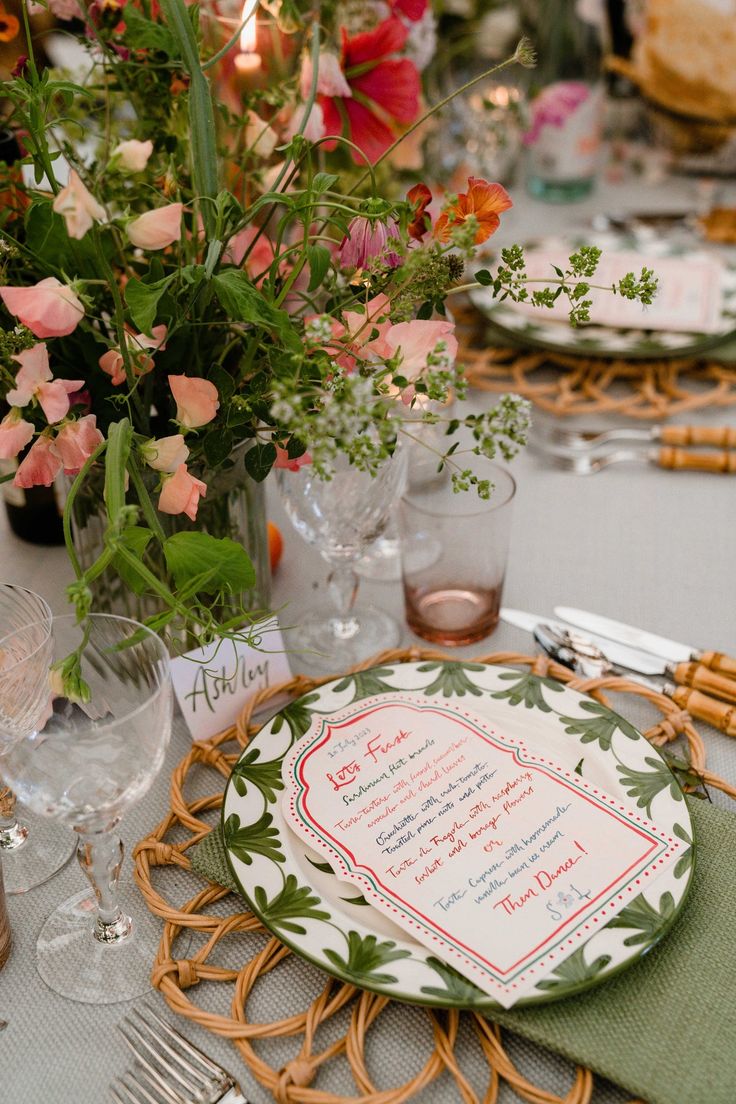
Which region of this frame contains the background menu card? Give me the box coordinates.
[282,695,684,1008]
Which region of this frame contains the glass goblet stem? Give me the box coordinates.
[0,788,28,850]
[326,563,360,640]
[76,830,132,943]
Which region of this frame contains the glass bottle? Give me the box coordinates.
[523,0,605,202]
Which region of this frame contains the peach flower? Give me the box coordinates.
[158,464,207,521]
[127,203,183,250]
[0,277,85,338]
[284,102,326,143]
[383,318,458,403]
[52,170,106,240]
[274,445,312,472]
[243,111,279,157]
[8,343,84,423]
[140,434,189,473]
[300,51,352,99]
[99,325,167,386]
[111,139,153,172]
[54,415,104,474]
[0,410,35,460]
[168,375,219,429]
[433,178,512,245]
[14,435,62,488]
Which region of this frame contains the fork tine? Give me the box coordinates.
[119,1020,202,1098]
[129,1008,215,1088]
[135,1066,190,1104]
[140,1005,225,1079]
[111,1085,136,1104]
[121,1072,168,1104]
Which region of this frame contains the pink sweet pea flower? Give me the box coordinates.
[168,375,219,429]
[158,464,207,521]
[140,434,189,473]
[0,410,35,460]
[300,51,352,99]
[339,217,401,270]
[111,139,154,172]
[127,203,183,250]
[343,292,394,358]
[99,325,167,386]
[0,277,85,338]
[284,102,326,143]
[13,435,62,488]
[54,414,104,474]
[52,169,106,240]
[8,344,84,424]
[274,444,312,472]
[384,319,458,402]
[223,226,276,282]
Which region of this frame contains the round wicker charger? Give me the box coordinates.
[133,648,736,1104]
[454,302,736,420]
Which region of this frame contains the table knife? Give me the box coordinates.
[502,607,736,706]
[555,607,736,679]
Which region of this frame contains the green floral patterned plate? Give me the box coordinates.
[222,662,694,1010]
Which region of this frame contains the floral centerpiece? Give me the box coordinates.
[0,0,656,656]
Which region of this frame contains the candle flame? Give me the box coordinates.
[239,0,258,53]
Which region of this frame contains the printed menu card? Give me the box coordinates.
[281,695,684,1008]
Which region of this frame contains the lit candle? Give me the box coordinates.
[234,0,261,79]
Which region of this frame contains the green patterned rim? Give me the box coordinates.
[222,662,694,1011]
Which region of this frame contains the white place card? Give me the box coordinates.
[282,695,684,1008]
[171,619,291,740]
[513,248,726,333]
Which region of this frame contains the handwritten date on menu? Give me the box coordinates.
[282,696,682,1008]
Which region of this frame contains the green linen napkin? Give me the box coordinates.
[192,799,735,1104]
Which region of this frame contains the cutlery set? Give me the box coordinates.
[502,606,736,737]
[534,424,736,475]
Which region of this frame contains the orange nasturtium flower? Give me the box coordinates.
[0,3,19,41]
[434,178,513,245]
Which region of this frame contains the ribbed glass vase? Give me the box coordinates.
[69,445,271,645]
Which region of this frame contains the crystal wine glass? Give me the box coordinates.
[0,613,172,1003]
[277,450,407,672]
[0,584,76,894]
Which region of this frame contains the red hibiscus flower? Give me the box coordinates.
[321,18,421,165]
[407,183,432,241]
[388,0,428,20]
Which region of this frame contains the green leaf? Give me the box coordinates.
[490,671,564,711]
[616,756,683,817]
[212,269,300,349]
[606,891,675,946]
[306,244,331,292]
[420,957,487,1003]
[559,701,640,752]
[203,427,234,468]
[163,531,255,594]
[535,946,612,991]
[673,822,694,879]
[474,269,493,287]
[331,666,397,704]
[253,874,330,935]
[231,748,285,804]
[311,172,338,195]
[111,526,153,595]
[270,692,321,741]
[416,661,487,698]
[224,811,284,865]
[125,275,174,336]
[121,6,179,57]
[243,441,277,482]
[323,931,411,986]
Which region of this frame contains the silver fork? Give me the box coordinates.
[546,447,736,475]
[542,425,661,450]
[111,1005,250,1104]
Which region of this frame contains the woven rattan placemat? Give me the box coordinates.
[133,648,736,1104]
[455,302,736,420]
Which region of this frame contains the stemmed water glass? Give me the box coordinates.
[277,450,407,672]
[0,584,76,894]
[0,613,172,1003]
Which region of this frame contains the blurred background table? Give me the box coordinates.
[2,172,736,1103]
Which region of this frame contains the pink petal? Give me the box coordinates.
[54,414,104,473]
[158,464,207,521]
[7,343,52,406]
[14,435,62,488]
[0,413,35,460]
[36,378,85,424]
[168,375,220,428]
[0,278,84,338]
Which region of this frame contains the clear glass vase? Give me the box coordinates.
[69,446,271,645]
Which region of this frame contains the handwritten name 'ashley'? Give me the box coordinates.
[492,841,588,916]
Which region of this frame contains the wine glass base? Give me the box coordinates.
[36,882,167,1004]
[1,812,76,895]
[285,605,401,674]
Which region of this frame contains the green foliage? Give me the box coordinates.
[163,532,256,593]
[323,932,412,986]
[558,701,640,752]
[253,874,330,935]
[270,693,322,742]
[223,811,285,865]
[535,946,611,991]
[420,956,487,1003]
[331,667,398,703]
[606,891,675,946]
[490,671,564,711]
[416,661,487,697]
[616,757,684,817]
[231,748,285,804]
